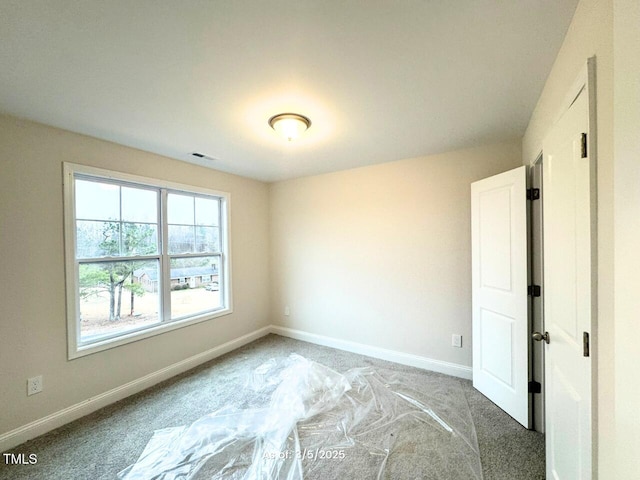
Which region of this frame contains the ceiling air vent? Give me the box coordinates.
[190,152,217,161]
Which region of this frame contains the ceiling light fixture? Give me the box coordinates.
[268,113,311,141]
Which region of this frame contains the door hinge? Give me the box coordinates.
[526,188,540,201]
[581,133,588,158]
[583,332,590,357]
[528,285,541,297]
[528,381,542,394]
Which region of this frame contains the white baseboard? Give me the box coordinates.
[1,324,471,453]
[0,326,271,453]
[269,325,473,380]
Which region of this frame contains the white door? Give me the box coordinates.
[542,86,592,479]
[471,166,530,428]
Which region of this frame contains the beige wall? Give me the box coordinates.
[613,0,640,475]
[521,0,614,475]
[269,141,522,367]
[3,3,636,475]
[0,115,270,436]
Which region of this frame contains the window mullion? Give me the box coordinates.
[119,186,123,256]
[192,197,196,252]
[167,252,222,260]
[160,188,171,322]
[77,254,161,264]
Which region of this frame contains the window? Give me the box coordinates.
[64,163,231,358]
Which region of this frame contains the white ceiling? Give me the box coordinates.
[0,1,578,182]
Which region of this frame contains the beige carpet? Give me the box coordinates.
[0,334,544,479]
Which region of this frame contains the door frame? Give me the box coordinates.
[534,57,598,474]
[529,155,544,433]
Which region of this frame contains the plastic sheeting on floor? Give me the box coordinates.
[118,354,483,479]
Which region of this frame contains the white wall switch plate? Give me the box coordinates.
[284,306,290,316]
[452,334,463,348]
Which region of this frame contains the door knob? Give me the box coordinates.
[532,331,550,344]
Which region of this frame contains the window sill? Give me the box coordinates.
[69,307,233,359]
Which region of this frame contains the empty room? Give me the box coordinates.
[1,1,638,479]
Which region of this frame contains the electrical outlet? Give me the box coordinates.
[27,375,43,396]
[452,334,462,348]
[284,306,290,316]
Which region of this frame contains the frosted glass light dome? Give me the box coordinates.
[268,113,311,141]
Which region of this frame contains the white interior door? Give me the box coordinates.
[471,166,530,428]
[542,86,592,479]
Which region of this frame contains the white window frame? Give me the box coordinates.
[63,162,232,359]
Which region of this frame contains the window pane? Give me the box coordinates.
[168,225,194,254]
[79,260,161,343]
[195,226,219,253]
[167,193,194,225]
[195,197,219,226]
[122,186,157,223]
[123,223,158,256]
[75,180,120,221]
[170,256,221,319]
[76,221,120,258]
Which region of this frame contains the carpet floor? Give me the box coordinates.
[0,334,545,479]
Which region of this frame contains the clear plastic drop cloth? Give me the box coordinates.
[117,354,483,480]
